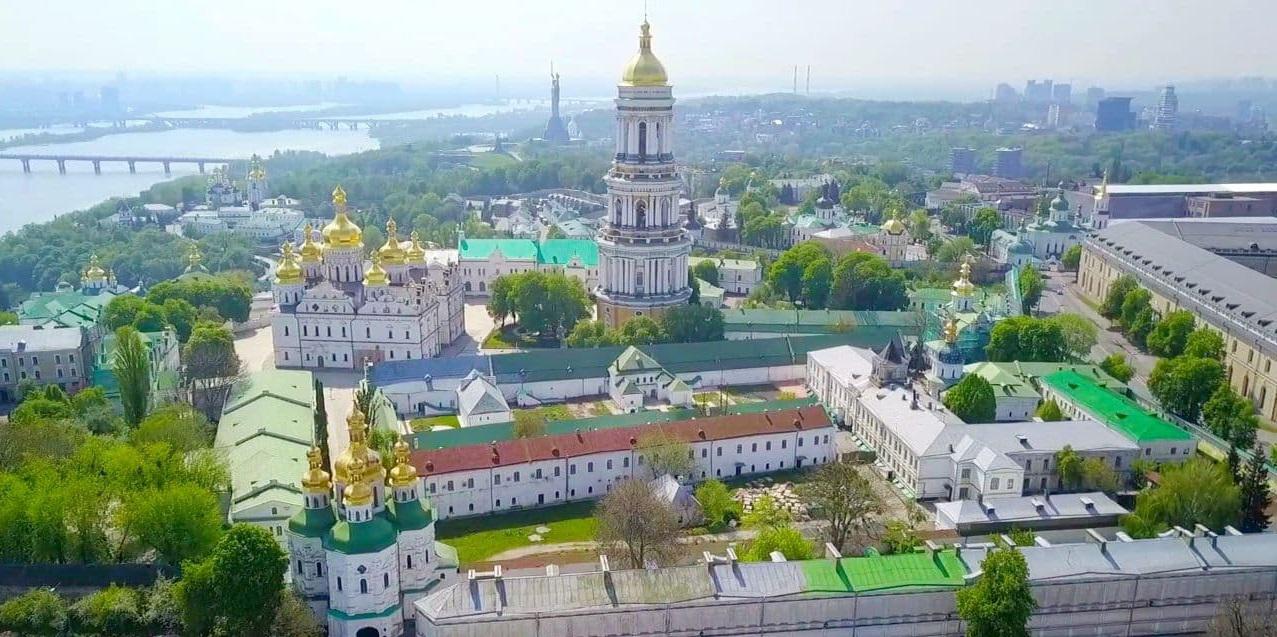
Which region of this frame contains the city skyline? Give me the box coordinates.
[5,0,1277,99]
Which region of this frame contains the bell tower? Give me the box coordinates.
[595,20,691,329]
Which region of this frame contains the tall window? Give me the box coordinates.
[635,200,646,229]
[637,122,647,159]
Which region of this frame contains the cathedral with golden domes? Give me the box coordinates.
[287,409,456,637]
[270,186,465,369]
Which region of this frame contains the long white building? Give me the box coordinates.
[409,404,835,519]
[271,188,465,369]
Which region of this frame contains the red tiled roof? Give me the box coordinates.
[412,406,831,477]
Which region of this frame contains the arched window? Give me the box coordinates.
[655,122,662,155]
[636,201,646,229]
[637,122,647,159]
[615,198,623,225]
[359,579,368,594]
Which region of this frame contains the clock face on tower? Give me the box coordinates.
[595,20,692,329]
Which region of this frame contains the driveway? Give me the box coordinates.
[1046,269,1157,397]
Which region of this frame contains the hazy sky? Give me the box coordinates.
[6,0,1276,97]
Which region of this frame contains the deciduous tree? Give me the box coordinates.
[1099,353,1135,383]
[693,479,739,529]
[1149,355,1224,422]
[1183,328,1225,360]
[595,478,680,568]
[943,374,997,423]
[691,260,719,286]
[800,461,883,552]
[1035,399,1063,421]
[1147,310,1197,358]
[113,326,151,426]
[661,304,725,343]
[1122,459,1240,538]
[956,548,1036,637]
[177,524,288,637]
[742,525,813,561]
[636,431,694,479]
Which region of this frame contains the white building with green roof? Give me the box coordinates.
[1039,370,1196,463]
[608,346,693,412]
[688,256,762,295]
[961,361,1126,422]
[456,235,599,296]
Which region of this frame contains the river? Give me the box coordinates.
[0,127,379,234]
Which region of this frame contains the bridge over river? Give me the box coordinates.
[0,153,241,175]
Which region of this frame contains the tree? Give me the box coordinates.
[1148,355,1224,422]
[1100,275,1138,319]
[1050,313,1097,361]
[944,374,997,423]
[486,275,515,326]
[742,494,793,529]
[1079,457,1120,493]
[1184,328,1225,360]
[1061,244,1082,271]
[1202,385,1259,450]
[882,519,920,555]
[1147,310,1197,358]
[800,461,883,552]
[0,589,69,636]
[801,256,833,308]
[967,207,1002,246]
[177,524,288,637]
[182,321,241,386]
[1099,353,1135,383]
[147,275,252,323]
[0,311,17,326]
[1122,459,1241,538]
[935,236,976,263]
[828,251,908,311]
[661,304,725,343]
[494,271,590,338]
[694,479,739,529]
[112,326,151,427]
[1017,267,1045,312]
[565,319,610,348]
[104,294,153,331]
[270,590,324,637]
[688,272,700,305]
[120,484,223,565]
[956,548,1035,637]
[612,316,668,347]
[768,242,830,302]
[986,316,1067,362]
[691,260,719,286]
[595,478,680,568]
[1035,399,1064,421]
[161,297,198,342]
[742,525,813,561]
[1238,444,1272,533]
[70,585,146,637]
[130,404,213,453]
[636,431,694,479]
[1055,445,1084,490]
[1118,288,1152,332]
[512,409,547,439]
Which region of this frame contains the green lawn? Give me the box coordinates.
[410,414,460,431]
[436,501,598,564]
[482,324,560,350]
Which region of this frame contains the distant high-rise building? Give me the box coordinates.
[1085,86,1106,108]
[543,69,571,144]
[1047,104,1062,128]
[1025,79,1053,103]
[994,83,1018,103]
[1152,85,1178,131]
[1052,83,1071,104]
[993,147,1023,179]
[1095,97,1135,132]
[950,147,977,174]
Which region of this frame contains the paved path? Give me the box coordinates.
[1046,270,1157,398]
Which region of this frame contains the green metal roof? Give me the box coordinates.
[216,370,316,518]
[458,238,598,267]
[18,288,119,328]
[386,499,435,531]
[799,549,966,593]
[288,505,338,537]
[324,514,398,554]
[1041,370,1191,443]
[410,397,819,451]
[327,603,401,621]
[964,362,1125,400]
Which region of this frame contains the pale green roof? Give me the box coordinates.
[613,346,662,372]
[1040,370,1191,443]
[458,238,598,267]
[18,288,119,329]
[963,362,1125,401]
[216,370,316,518]
[696,278,724,302]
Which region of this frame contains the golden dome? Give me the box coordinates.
[322,185,363,249]
[621,21,668,86]
[405,230,427,264]
[388,439,418,488]
[184,243,207,273]
[275,241,304,285]
[363,252,389,287]
[298,222,322,263]
[342,455,374,508]
[248,154,266,181]
[952,259,976,297]
[943,317,959,345]
[377,218,407,266]
[301,446,332,492]
[882,218,907,235]
[83,254,108,282]
[333,410,368,484]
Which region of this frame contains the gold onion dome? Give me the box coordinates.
[364,252,390,287]
[184,243,207,273]
[322,185,363,249]
[333,410,369,484]
[275,241,304,285]
[952,259,976,297]
[342,455,374,508]
[621,20,668,86]
[248,154,266,180]
[405,230,427,264]
[377,218,407,265]
[301,446,332,492]
[943,317,960,345]
[298,222,323,263]
[83,254,108,282]
[882,218,907,235]
[388,439,418,488]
